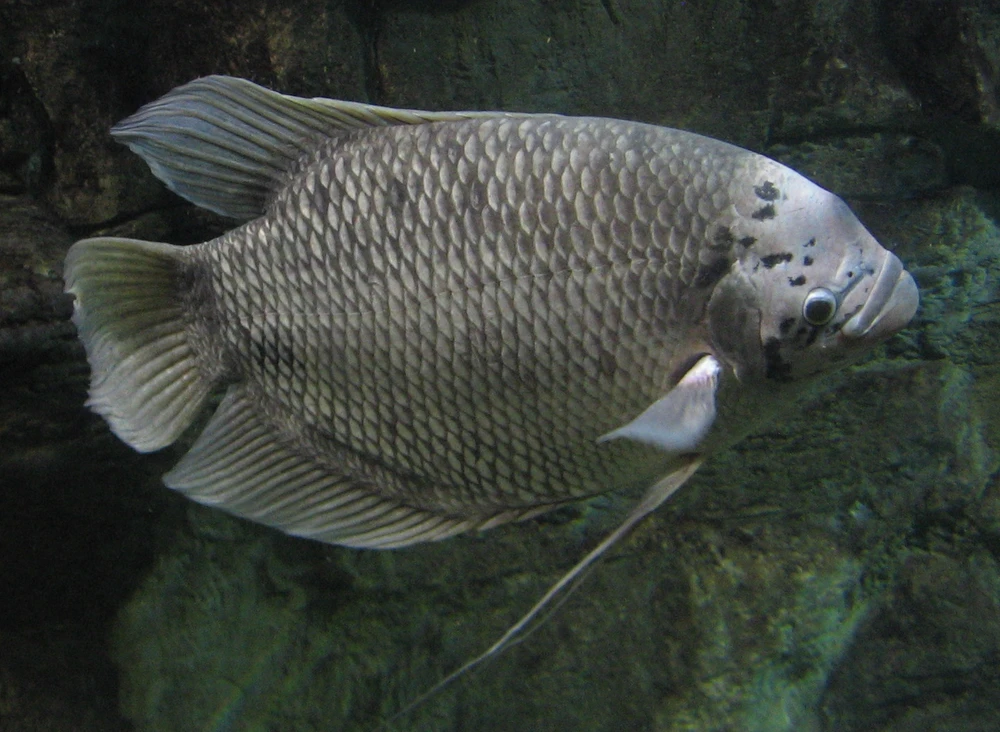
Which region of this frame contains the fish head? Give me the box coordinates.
[706,165,918,384]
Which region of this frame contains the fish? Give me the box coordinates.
[63,75,918,700]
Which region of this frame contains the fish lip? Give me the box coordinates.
[840,251,918,342]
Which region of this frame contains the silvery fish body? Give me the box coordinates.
[64,76,918,550]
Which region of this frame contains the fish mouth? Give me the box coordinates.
[840,251,918,343]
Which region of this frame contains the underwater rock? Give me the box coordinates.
[881,0,999,125]
[769,135,950,201]
[376,0,776,144]
[0,0,368,227]
[821,550,1000,731]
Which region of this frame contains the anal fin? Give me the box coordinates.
[165,387,476,549]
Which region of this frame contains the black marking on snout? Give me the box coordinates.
[695,257,731,288]
[788,275,806,286]
[739,236,757,248]
[754,181,779,201]
[789,324,821,347]
[803,256,814,266]
[787,324,822,349]
[804,238,816,248]
[779,317,796,335]
[752,204,777,221]
[760,252,793,268]
[713,226,736,249]
[763,338,792,381]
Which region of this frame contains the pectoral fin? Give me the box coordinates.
[598,354,720,453]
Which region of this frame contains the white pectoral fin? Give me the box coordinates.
[598,354,721,453]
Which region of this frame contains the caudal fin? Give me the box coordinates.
[64,237,213,452]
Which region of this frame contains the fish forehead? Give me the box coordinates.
[193,115,790,513]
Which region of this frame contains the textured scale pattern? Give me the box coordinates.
[192,116,747,517]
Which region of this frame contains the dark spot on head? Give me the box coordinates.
[803,256,814,266]
[713,226,736,249]
[805,328,820,346]
[788,275,807,286]
[694,257,731,288]
[779,317,796,335]
[760,252,793,269]
[763,338,792,381]
[804,237,816,248]
[739,236,757,248]
[752,204,777,221]
[846,271,854,279]
[754,181,779,201]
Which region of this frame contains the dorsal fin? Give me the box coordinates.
[110,75,504,221]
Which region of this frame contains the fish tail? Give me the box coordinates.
[64,237,213,452]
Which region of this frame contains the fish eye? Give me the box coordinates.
[802,287,838,326]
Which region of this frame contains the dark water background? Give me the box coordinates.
[2,1,999,730]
